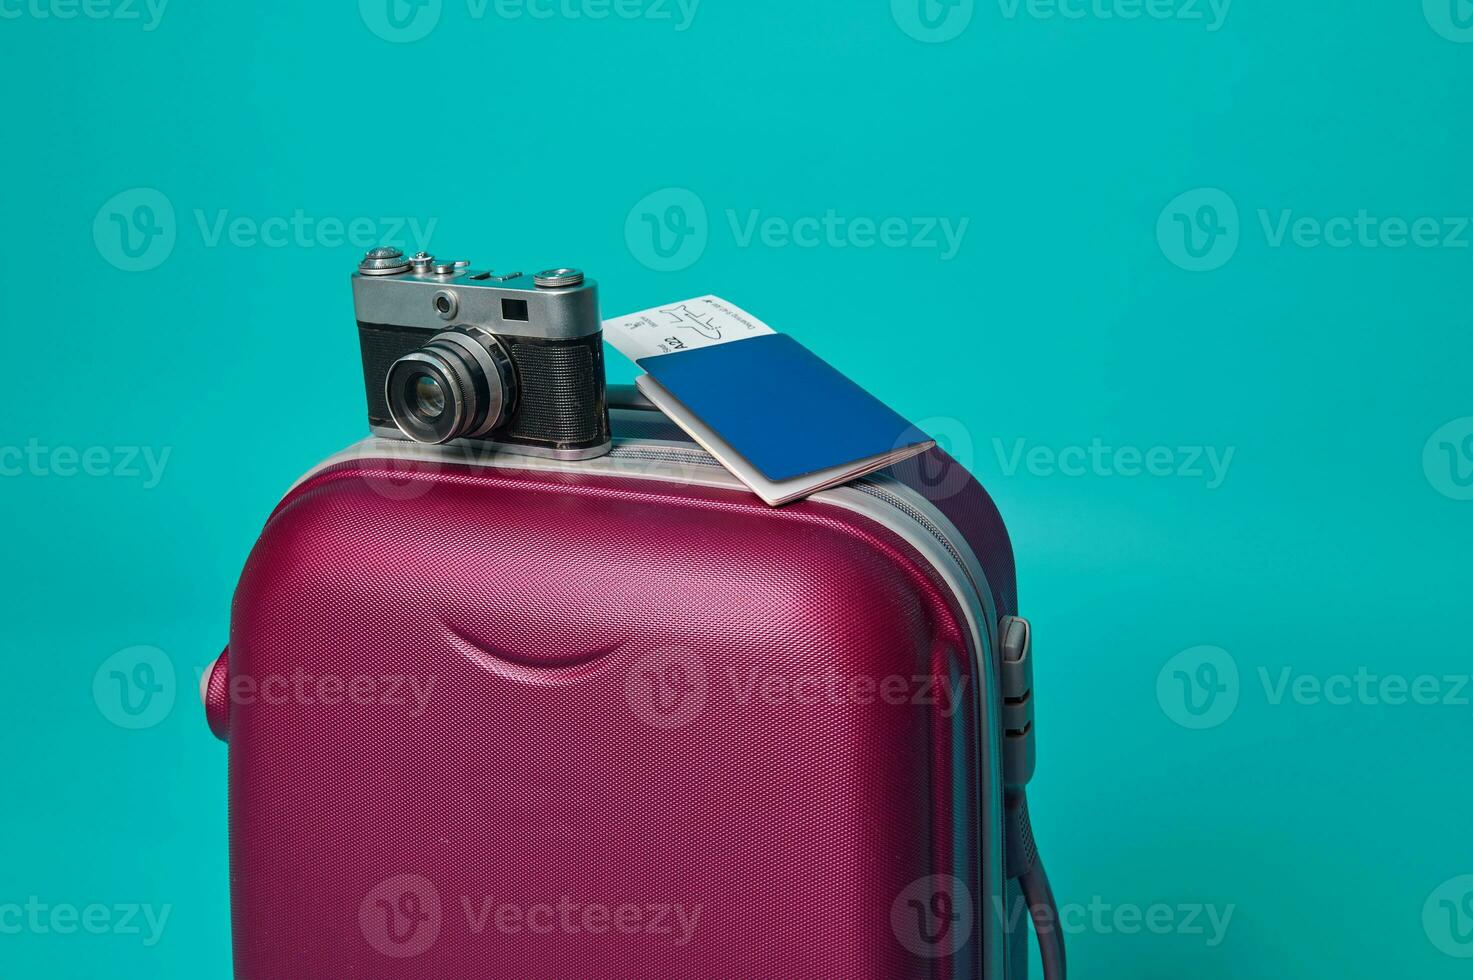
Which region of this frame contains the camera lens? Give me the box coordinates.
[413,375,446,419]
[386,327,517,446]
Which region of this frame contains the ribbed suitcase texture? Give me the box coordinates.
[213,411,1023,978]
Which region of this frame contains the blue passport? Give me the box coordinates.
[636,332,934,492]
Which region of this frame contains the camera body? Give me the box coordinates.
[352,247,611,460]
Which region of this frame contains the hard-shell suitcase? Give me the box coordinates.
[203,388,1065,979]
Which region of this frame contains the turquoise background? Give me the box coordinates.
[3,1,1472,976]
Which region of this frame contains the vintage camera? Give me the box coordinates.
[352,247,611,460]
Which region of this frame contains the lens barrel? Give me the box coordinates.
[386,327,517,445]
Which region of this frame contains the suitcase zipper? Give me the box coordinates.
[849,482,972,582]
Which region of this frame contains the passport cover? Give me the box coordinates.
[637,333,933,483]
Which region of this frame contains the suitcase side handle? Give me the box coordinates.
[1001,616,1066,980]
[201,647,230,741]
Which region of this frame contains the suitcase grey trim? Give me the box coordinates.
[288,436,1010,979]
[368,424,614,460]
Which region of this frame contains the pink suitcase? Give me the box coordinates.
[203,388,1064,979]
